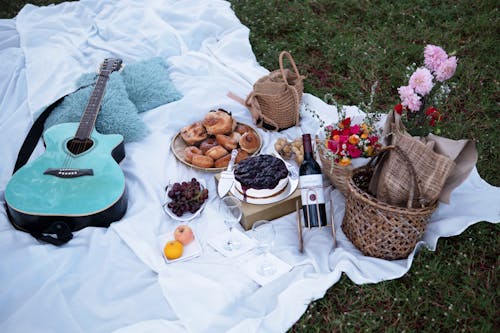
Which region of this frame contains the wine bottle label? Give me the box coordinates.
[299,174,325,206]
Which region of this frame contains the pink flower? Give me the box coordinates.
[339,135,349,145]
[424,45,448,72]
[349,124,360,135]
[327,140,340,153]
[409,67,434,96]
[435,56,457,82]
[347,145,362,158]
[404,94,422,112]
[398,85,414,101]
[398,85,422,112]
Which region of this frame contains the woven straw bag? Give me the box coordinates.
[371,110,456,207]
[342,146,438,260]
[245,51,304,131]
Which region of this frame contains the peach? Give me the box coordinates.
[174,225,194,245]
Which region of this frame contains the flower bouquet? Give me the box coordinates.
[316,102,382,195]
[393,44,458,137]
[373,44,474,208]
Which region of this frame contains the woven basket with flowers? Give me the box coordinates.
[317,114,382,196]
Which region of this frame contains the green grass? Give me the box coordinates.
[2,1,499,332]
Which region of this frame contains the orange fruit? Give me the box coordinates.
[163,240,183,260]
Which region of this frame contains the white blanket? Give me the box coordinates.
[0,1,498,332]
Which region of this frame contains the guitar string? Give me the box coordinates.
[60,61,117,171]
[63,73,103,169]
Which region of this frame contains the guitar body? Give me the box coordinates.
[5,122,127,233]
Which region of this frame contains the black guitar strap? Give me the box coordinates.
[13,84,92,173]
[13,95,66,173]
[10,85,90,246]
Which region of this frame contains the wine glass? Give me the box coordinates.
[220,196,242,251]
[251,220,276,276]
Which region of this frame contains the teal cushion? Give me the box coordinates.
[121,57,182,113]
[44,72,149,143]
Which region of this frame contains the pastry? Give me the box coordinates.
[199,137,218,154]
[239,131,260,154]
[235,149,249,163]
[180,121,208,145]
[233,154,289,198]
[235,123,252,135]
[215,134,238,151]
[191,154,214,168]
[205,145,228,160]
[229,131,241,143]
[183,146,203,163]
[214,154,232,168]
[202,109,233,135]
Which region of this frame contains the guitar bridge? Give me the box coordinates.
[44,168,94,178]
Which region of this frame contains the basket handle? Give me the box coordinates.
[365,145,425,208]
[279,51,301,85]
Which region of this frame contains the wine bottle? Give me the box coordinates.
[299,134,327,227]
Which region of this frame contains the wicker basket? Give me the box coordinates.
[342,146,438,260]
[317,144,369,196]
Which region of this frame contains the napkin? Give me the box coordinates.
[207,229,256,257]
[238,253,292,286]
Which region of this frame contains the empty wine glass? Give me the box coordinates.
[251,220,276,276]
[220,196,242,251]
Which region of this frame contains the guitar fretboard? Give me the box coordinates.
[74,70,111,140]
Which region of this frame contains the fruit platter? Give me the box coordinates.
[160,225,201,263]
[163,178,209,222]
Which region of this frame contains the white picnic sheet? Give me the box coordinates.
[0,1,498,332]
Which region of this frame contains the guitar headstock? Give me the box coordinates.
[100,58,123,74]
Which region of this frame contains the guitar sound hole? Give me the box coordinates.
[67,138,94,155]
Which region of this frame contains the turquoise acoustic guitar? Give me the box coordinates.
[5,58,128,243]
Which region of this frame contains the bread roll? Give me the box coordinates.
[199,137,218,154]
[203,109,233,135]
[191,154,214,168]
[180,121,207,145]
[215,134,238,151]
[239,131,260,154]
[184,146,203,163]
[205,145,229,160]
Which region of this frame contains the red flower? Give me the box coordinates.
[341,117,351,128]
[341,128,351,136]
[425,107,438,116]
[429,118,436,126]
[368,136,378,144]
[394,103,403,115]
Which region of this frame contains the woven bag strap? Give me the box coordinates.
[367,145,425,208]
[280,51,302,126]
[227,91,280,129]
[290,84,301,125]
[279,51,301,84]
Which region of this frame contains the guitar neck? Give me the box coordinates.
[74,69,112,140]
